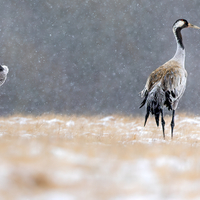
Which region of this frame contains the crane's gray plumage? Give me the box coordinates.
[140,19,200,139]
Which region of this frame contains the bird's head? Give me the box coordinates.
[0,65,9,86]
[0,65,9,75]
[173,19,200,31]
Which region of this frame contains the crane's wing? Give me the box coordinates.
[140,64,167,107]
[161,65,187,110]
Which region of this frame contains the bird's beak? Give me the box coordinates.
[188,23,200,29]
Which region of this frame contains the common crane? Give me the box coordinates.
[140,19,200,139]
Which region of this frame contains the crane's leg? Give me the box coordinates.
[160,109,165,139]
[171,110,175,139]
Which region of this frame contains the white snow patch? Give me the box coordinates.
[20,134,33,138]
[8,117,32,124]
[32,191,75,200]
[89,122,108,126]
[0,164,13,189]
[135,126,149,135]
[51,148,89,164]
[44,119,64,124]
[53,169,84,184]
[100,116,114,122]
[155,156,192,171]
[179,117,200,125]
[66,120,75,127]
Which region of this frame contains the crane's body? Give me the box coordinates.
[140,19,200,139]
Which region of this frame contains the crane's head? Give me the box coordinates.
[173,19,200,31]
[0,65,9,86]
[0,65,9,74]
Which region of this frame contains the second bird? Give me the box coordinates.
[140,19,200,139]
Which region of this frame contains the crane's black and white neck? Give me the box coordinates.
[171,19,200,67]
[171,19,187,67]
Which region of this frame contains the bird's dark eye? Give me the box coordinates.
[0,66,4,72]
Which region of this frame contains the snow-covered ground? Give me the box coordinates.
[0,114,200,200]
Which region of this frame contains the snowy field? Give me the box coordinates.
[0,114,200,199]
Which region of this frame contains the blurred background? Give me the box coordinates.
[0,0,200,115]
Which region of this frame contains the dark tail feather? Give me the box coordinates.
[140,91,150,126]
[155,111,160,127]
[144,103,150,126]
[139,92,148,109]
[140,89,163,127]
[144,103,161,127]
[151,100,161,127]
[164,91,172,110]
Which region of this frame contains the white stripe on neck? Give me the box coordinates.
[171,43,185,68]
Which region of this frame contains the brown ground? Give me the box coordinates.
[0,113,199,199]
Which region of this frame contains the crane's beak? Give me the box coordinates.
[188,23,200,29]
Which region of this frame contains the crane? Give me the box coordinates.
[140,19,200,139]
